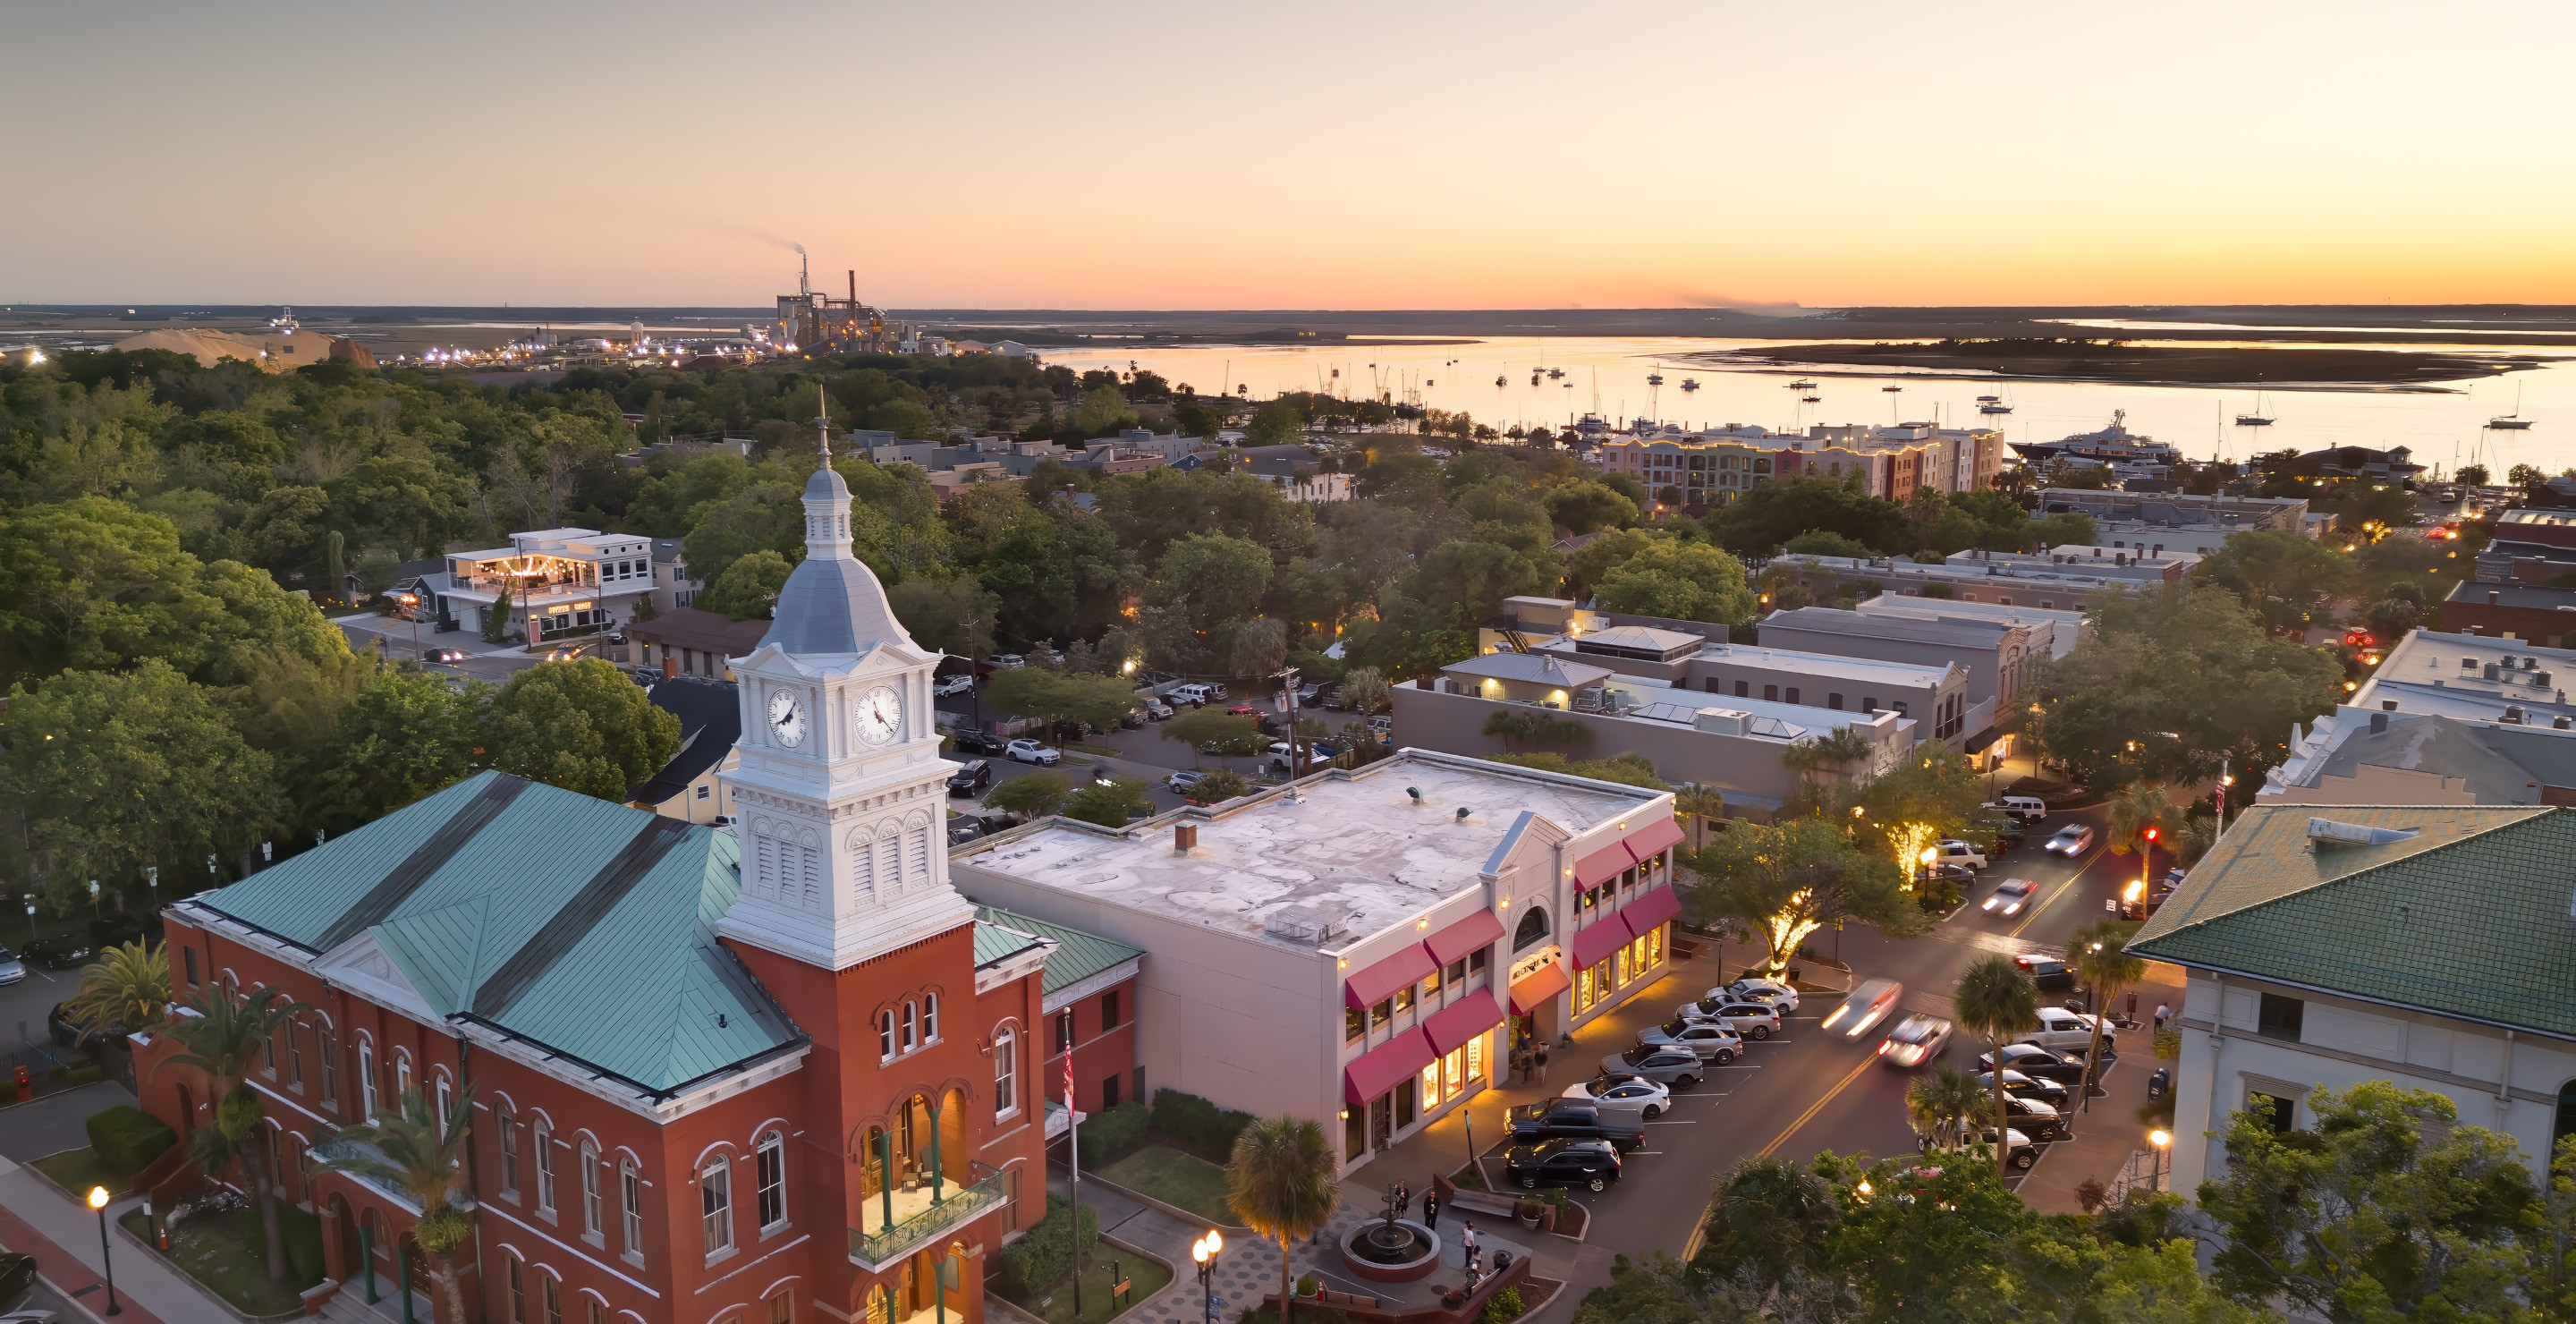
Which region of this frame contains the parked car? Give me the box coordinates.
[2043,824,2096,856]
[1978,1069,2072,1110]
[1637,1018,1741,1065]
[1674,997,1782,1040]
[1990,819,2028,852]
[1004,739,1059,766]
[19,933,94,971]
[1996,794,2048,819]
[1166,768,1208,794]
[1928,862,1976,888]
[1562,1074,1670,1123]
[1822,979,1904,1040]
[1936,839,1987,870]
[1981,878,2040,917]
[1877,1014,1953,1068]
[1142,697,1174,720]
[1925,1125,2042,1171]
[1599,1045,1705,1089]
[2013,955,2076,991]
[1503,1138,1622,1192]
[1226,705,1266,720]
[423,647,469,664]
[1505,1101,1647,1151]
[951,730,1008,757]
[1975,1043,2095,1086]
[1295,682,1323,704]
[946,760,993,796]
[1995,1091,2071,1142]
[933,674,974,697]
[947,822,986,847]
[88,913,155,949]
[0,946,21,987]
[988,653,1026,669]
[1318,685,1346,710]
[1708,977,1800,1012]
[0,1252,39,1315]
[2018,1006,2114,1053]
[47,1002,110,1048]
[1171,683,1216,707]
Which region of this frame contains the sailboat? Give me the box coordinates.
[1647,365,1665,386]
[1789,378,1818,389]
[2235,388,2275,427]
[1801,395,1821,403]
[1882,385,1904,394]
[1495,373,1507,386]
[1680,377,1700,392]
[2490,382,2536,430]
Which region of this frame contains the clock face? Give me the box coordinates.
[767,691,806,748]
[855,683,902,746]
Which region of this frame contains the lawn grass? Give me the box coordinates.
[995,1249,1174,1324]
[31,1146,130,1201]
[1094,1143,1233,1226]
[121,1208,309,1316]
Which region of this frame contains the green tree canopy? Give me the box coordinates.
[1065,777,1152,827]
[482,658,681,801]
[297,666,489,839]
[984,772,1071,820]
[887,576,1000,658]
[697,549,795,620]
[1706,477,1911,557]
[1593,540,1759,624]
[1686,816,1927,976]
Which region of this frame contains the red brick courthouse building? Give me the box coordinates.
[138,456,1063,1324]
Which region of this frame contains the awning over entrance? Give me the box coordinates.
[1570,916,1631,972]
[1621,886,1683,939]
[1623,817,1685,863]
[1573,840,1631,887]
[1423,990,1505,1056]
[1343,1028,1436,1105]
[1509,963,1571,1014]
[1344,942,1436,1009]
[1426,910,1505,966]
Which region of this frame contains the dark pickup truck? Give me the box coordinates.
[1504,1102,1647,1152]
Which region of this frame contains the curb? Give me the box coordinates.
[1071,1170,1253,1241]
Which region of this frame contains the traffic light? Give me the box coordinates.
[2143,826,2159,843]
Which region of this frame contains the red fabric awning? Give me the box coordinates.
[1425,910,1505,966]
[1570,916,1631,972]
[1422,990,1505,1056]
[1343,1028,1436,1105]
[1623,817,1685,863]
[1509,963,1571,1014]
[1621,886,1683,939]
[1574,839,1632,887]
[1344,943,1436,1009]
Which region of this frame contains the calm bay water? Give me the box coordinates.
[1045,334,2575,478]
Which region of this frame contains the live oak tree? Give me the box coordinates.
[696,549,794,620]
[297,666,490,837]
[1686,817,1927,977]
[482,658,682,801]
[1592,539,1759,624]
[983,668,1137,743]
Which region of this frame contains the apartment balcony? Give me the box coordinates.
[846,1162,1004,1272]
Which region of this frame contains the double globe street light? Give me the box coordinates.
[1190,1230,1224,1324]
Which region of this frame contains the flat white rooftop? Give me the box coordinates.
[1685,641,1955,687]
[953,751,1657,955]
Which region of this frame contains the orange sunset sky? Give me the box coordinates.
[5,0,2573,309]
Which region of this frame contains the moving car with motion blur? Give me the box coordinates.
[1877,1014,1952,1068]
[1982,878,2039,917]
[1822,979,1903,1040]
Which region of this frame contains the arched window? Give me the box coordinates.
[542,1273,563,1324]
[994,1028,1019,1119]
[701,1157,733,1255]
[878,1010,896,1062]
[902,1001,919,1053]
[358,1041,378,1118]
[755,1132,786,1230]
[2556,1079,2576,1154]
[1513,905,1551,951]
[535,1120,556,1213]
[395,1052,412,1099]
[498,1106,519,1195]
[580,1142,602,1235]
[921,993,939,1044]
[506,1257,526,1324]
[621,1159,644,1260]
[435,1074,452,1139]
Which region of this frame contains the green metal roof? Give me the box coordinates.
[974,905,1141,996]
[196,771,801,1096]
[2130,803,2576,1038]
[973,921,1043,970]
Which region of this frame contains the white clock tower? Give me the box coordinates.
[715,437,970,972]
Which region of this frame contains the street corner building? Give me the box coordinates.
[2131,803,2576,1197]
[950,749,1690,1174]
[134,456,1056,1324]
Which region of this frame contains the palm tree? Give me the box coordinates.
[1780,728,1872,785]
[155,983,310,1286]
[1674,783,1727,850]
[1702,1154,1837,1294]
[63,939,169,1039]
[1226,1115,1342,1323]
[1953,955,2039,1179]
[316,1086,475,1324]
[1902,1064,1986,1151]
[2106,782,2180,891]
[2067,919,2145,1113]
[1482,708,1541,751]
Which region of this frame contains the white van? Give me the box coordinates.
[1998,795,2047,820]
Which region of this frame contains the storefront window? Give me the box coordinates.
[1444,957,1468,985]
[1421,967,1442,999]
[1575,965,1599,1014]
[1345,1006,1364,1042]
[1648,926,1664,968]
[1466,1033,1485,1084]
[1394,986,1414,1014]
[1442,1048,1463,1100]
[1614,946,1631,988]
[1419,1062,1441,1115]
[1371,997,1393,1029]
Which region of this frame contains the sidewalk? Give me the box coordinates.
[2019,963,2187,1215]
[0,1154,206,1324]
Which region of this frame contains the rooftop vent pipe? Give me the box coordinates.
[1174,823,1197,853]
[1454,807,1472,823]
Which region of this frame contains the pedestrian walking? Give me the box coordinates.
[1394,1182,1411,1219]
[2125,991,2138,1023]
[1422,1190,1441,1227]
[1534,1042,1550,1084]
[2154,1002,2170,1032]
[1460,1221,1479,1270]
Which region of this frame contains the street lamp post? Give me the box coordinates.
[1190,1231,1224,1324]
[2149,1129,2172,1192]
[88,1185,122,1315]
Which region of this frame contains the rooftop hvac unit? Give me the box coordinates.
[1265,906,1349,945]
[2306,819,2419,848]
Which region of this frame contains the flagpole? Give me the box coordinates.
[1067,1043,1082,1316]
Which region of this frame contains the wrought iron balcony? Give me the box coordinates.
[846,1162,1004,1270]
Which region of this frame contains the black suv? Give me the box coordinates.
[1504,1102,1646,1152]
[947,760,994,796]
[2013,955,2076,991]
[951,730,1008,757]
[1503,1138,1622,1192]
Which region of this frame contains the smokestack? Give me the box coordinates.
[849,269,857,306]
[2490,590,2502,606]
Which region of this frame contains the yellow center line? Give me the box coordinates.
[2008,874,2080,939]
[1758,1052,1878,1159]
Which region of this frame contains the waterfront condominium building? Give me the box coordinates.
[140,453,1053,1324]
[949,751,1687,1175]
[1595,422,2004,506]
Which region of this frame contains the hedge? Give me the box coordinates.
[1150,1089,1253,1161]
[242,1205,327,1286]
[85,1106,175,1174]
[1077,1100,1148,1167]
[1000,1194,1099,1296]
